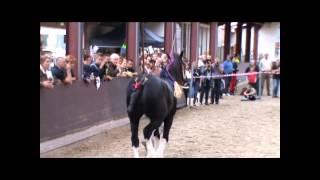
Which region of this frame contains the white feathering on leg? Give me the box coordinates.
[146,139,156,158]
[132,146,139,158]
[156,138,167,158]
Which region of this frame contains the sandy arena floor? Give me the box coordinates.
[40,95,280,158]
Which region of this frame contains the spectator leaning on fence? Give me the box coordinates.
[83,54,94,83]
[89,53,107,80]
[65,55,77,81]
[51,57,73,85]
[40,55,54,89]
[122,59,138,78]
[105,53,120,81]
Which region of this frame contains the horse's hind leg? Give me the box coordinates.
[156,115,173,157]
[152,123,163,151]
[129,112,143,158]
[158,100,176,157]
[143,119,163,157]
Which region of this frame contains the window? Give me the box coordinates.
[198,24,210,57]
[180,22,191,60]
[40,26,66,57]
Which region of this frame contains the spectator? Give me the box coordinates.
[200,60,212,105]
[144,55,152,74]
[259,53,272,96]
[223,54,234,96]
[245,60,260,95]
[229,55,239,95]
[219,60,225,99]
[241,84,257,101]
[211,61,223,104]
[122,59,138,78]
[184,63,192,106]
[105,53,120,81]
[232,54,240,64]
[272,59,280,98]
[126,59,136,73]
[51,57,73,85]
[197,55,205,68]
[191,61,201,106]
[155,57,162,69]
[40,55,54,89]
[149,58,160,76]
[152,53,158,62]
[65,55,77,81]
[83,54,93,83]
[90,53,107,80]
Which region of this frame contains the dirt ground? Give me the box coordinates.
[40,95,280,158]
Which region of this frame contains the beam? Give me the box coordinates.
[209,22,218,63]
[245,23,252,62]
[223,22,231,60]
[127,22,139,72]
[190,22,199,66]
[164,22,174,54]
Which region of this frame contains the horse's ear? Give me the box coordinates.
[180,51,184,59]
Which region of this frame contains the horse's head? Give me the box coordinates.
[169,51,185,85]
[127,73,149,114]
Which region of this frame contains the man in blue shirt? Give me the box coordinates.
[222,55,234,96]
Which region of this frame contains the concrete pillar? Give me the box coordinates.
[190,22,199,66]
[164,22,174,54]
[209,22,218,63]
[66,22,83,79]
[253,24,262,63]
[224,22,231,60]
[127,22,139,72]
[245,23,252,63]
[235,22,243,60]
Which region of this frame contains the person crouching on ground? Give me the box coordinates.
[241,84,257,101]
